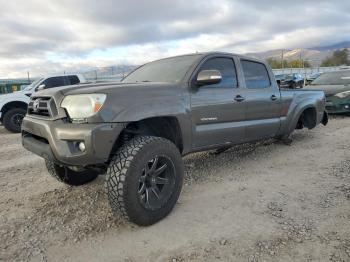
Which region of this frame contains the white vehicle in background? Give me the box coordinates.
[0,74,86,133]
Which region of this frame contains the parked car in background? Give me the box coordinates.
[22,52,328,226]
[277,73,304,89]
[0,74,86,133]
[306,70,350,114]
[306,72,321,85]
[274,74,286,86]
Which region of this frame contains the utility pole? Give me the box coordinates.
[281,50,284,72]
[303,58,306,87]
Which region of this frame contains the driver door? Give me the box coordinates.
[190,56,246,149]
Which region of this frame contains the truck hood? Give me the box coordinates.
[35,81,181,97]
[0,90,31,101]
[305,84,350,96]
[33,81,186,123]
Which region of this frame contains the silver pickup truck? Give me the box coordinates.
[22,52,328,225]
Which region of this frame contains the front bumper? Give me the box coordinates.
[21,116,125,166]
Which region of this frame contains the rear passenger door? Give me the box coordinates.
[239,60,282,141]
[190,56,246,148]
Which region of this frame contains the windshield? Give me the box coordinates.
[122,54,201,83]
[312,71,350,85]
[23,78,43,91]
[284,74,294,80]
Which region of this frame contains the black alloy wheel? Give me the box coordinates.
[138,155,176,210]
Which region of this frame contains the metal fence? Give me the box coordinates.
[1,65,350,94]
[0,78,32,94]
[78,65,137,82]
[272,66,350,76]
[81,65,350,82]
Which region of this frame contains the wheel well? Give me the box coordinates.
[112,117,184,155]
[296,107,317,129]
[1,101,28,121]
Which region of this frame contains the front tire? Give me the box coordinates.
[45,160,99,186]
[105,136,184,226]
[3,108,26,133]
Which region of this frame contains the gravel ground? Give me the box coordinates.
[0,116,349,262]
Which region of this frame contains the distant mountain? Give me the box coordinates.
[247,41,350,67]
[311,41,350,51]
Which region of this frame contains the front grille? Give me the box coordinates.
[28,97,58,118]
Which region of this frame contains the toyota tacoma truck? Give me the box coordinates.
[0,74,86,133]
[21,52,328,226]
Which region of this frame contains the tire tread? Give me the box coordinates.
[105,136,182,225]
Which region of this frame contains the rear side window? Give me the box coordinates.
[198,57,238,88]
[68,75,80,85]
[241,60,271,89]
[43,76,66,88]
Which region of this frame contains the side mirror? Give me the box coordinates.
[36,84,46,91]
[196,70,222,86]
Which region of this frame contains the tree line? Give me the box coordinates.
[266,48,350,69]
[266,58,311,69]
[320,48,350,67]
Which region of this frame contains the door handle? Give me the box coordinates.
[234,95,245,102]
[271,95,278,101]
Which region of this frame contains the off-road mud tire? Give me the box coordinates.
[105,136,184,226]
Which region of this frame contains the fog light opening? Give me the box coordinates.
[78,142,86,152]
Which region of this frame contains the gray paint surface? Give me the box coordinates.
[22,52,327,167]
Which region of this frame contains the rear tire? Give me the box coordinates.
[45,160,99,186]
[105,136,184,226]
[3,108,26,133]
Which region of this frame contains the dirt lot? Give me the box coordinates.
[0,116,350,262]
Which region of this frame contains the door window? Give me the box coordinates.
[43,77,66,88]
[241,60,271,89]
[198,57,238,88]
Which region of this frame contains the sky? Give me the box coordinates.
[1,0,350,78]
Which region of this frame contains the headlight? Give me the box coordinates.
[61,94,106,120]
[334,90,350,99]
